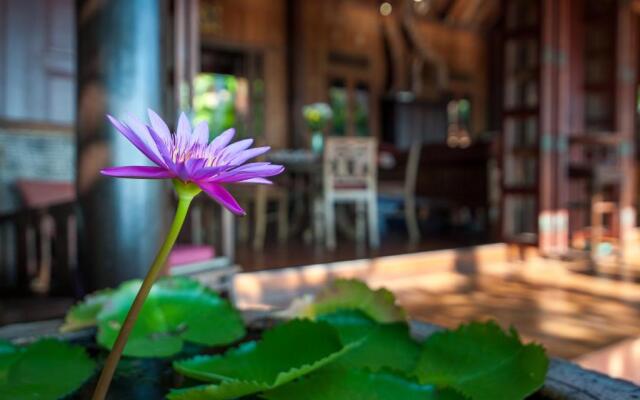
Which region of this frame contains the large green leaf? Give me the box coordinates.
[0,339,20,382]
[169,319,360,400]
[308,279,406,323]
[416,321,549,400]
[318,311,420,375]
[0,339,96,400]
[262,368,440,400]
[97,277,246,357]
[61,287,115,332]
[0,339,15,354]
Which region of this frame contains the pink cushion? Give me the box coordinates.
[16,180,75,208]
[168,245,215,267]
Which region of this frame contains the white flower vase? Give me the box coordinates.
[311,131,324,154]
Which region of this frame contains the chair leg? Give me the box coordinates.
[405,195,420,244]
[325,197,336,250]
[313,197,324,245]
[367,195,380,249]
[355,202,366,244]
[253,187,267,251]
[277,194,289,242]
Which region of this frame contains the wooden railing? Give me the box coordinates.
[0,202,77,296]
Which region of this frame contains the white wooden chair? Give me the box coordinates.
[323,137,379,249]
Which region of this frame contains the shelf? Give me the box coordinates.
[504,28,539,39]
[503,108,539,117]
[509,147,538,157]
[503,186,537,194]
[506,68,540,81]
[569,133,623,147]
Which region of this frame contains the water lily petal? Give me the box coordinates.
[228,146,270,165]
[148,109,172,140]
[210,165,285,183]
[146,126,175,170]
[101,166,173,179]
[227,162,275,172]
[126,114,164,160]
[174,162,190,181]
[199,183,246,215]
[191,165,234,181]
[238,177,273,185]
[219,139,254,161]
[185,158,207,176]
[208,128,236,153]
[192,121,210,145]
[107,115,165,168]
[176,113,192,146]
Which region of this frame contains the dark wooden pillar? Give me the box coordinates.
[75,0,168,291]
[538,0,559,255]
[616,1,638,251]
[539,0,577,256]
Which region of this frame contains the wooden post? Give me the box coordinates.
[616,1,638,257]
[76,0,167,291]
[539,0,559,255]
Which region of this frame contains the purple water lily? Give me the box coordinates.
[101,110,284,215]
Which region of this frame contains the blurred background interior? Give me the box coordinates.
[3,0,640,383]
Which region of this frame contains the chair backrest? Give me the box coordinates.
[324,137,377,195]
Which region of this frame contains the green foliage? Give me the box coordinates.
[318,311,420,375]
[52,277,550,400]
[297,279,406,323]
[169,319,360,400]
[97,277,246,357]
[193,73,245,139]
[0,339,95,400]
[416,321,549,400]
[61,287,114,332]
[62,276,245,358]
[0,339,15,355]
[262,368,439,400]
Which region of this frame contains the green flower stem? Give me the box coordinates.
[92,181,201,400]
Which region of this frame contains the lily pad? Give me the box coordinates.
[319,311,420,375]
[415,321,549,400]
[0,339,96,400]
[262,368,440,400]
[170,319,360,400]
[309,279,406,323]
[61,287,115,332]
[0,339,15,354]
[97,277,246,357]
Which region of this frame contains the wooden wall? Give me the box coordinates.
[291,0,386,142]
[199,0,288,148]
[0,0,75,125]
[199,0,491,147]
[413,21,488,134]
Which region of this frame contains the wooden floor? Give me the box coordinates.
[6,238,640,361]
[397,265,640,359]
[235,230,490,271]
[233,246,640,360]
